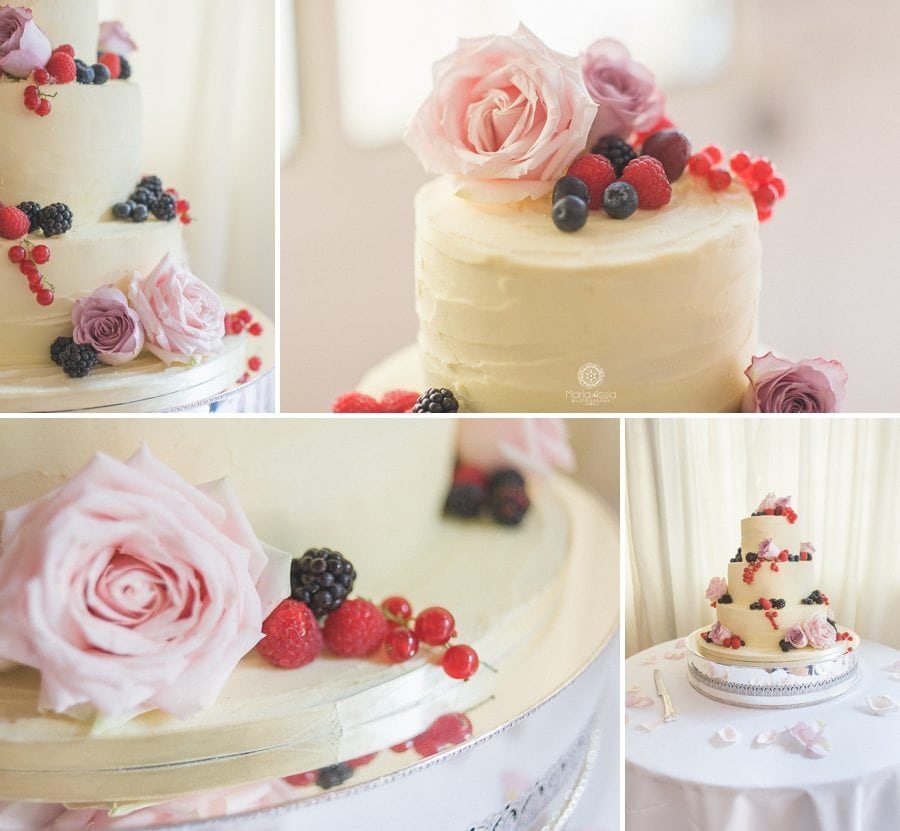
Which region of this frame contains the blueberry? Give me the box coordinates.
[75,59,94,84]
[552,175,590,205]
[131,204,149,223]
[602,181,638,219]
[551,195,588,232]
[112,202,132,219]
[92,63,111,84]
[130,188,153,206]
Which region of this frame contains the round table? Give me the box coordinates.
[625,638,900,831]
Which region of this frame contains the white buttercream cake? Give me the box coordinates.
[0,419,611,811]
[0,0,269,411]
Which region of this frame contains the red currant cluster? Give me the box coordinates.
[688,146,786,221]
[165,188,193,225]
[382,596,480,680]
[7,241,54,306]
[226,309,265,385]
[23,79,54,117]
[701,630,744,650]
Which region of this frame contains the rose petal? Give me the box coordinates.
[626,691,655,709]
[717,725,740,743]
[866,695,898,715]
[664,651,685,660]
[754,729,780,745]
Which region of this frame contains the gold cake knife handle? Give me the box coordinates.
[653,669,678,722]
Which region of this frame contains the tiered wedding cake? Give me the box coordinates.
[0,419,616,826]
[0,1,271,412]
[687,494,859,708]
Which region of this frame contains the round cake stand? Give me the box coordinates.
[625,637,900,831]
[1,478,619,830]
[0,297,275,413]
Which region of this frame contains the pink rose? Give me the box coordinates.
[785,624,808,649]
[800,542,815,556]
[457,419,576,475]
[705,577,727,603]
[757,538,781,561]
[709,621,732,646]
[0,6,52,78]
[129,254,225,365]
[581,39,664,146]
[72,285,144,365]
[0,447,288,719]
[802,617,837,649]
[742,352,848,413]
[405,24,597,203]
[756,492,777,512]
[98,20,137,56]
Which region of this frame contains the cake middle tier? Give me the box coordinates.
[0,220,185,366]
[0,78,142,222]
[715,603,833,651]
[415,175,761,413]
[726,560,816,605]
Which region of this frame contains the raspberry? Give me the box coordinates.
[322,598,387,657]
[0,206,30,240]
[620,156,672,209]
[98,52,121,80]
[54,44,75,58]
[453,464,488,488]
[380,389,420,413]
[256,599,323,668]
[46,51,76,84]
[332,391,383,413]
[566,154,617,210]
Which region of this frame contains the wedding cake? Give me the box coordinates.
[0,1,271,412]
[687,494,859,708]
[0,419,617,826]
[355,25,849,414]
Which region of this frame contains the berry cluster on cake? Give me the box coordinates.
[687,493,859,708]
[376,25,848,413]
[0,1,270,411]
[0,419,586,817]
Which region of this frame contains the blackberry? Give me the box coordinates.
[772,598,786,609]
[74,58,94,84]
[59,342,98,378]
[151,192,177,221]
[488,469,526,491]
[119,56,132,80]
[749,602,760,610]
[290,547,356,617]
[444,483,486,518]
[718,594,732,604]
[779,639,793,652]
[592,135,637,176]
[490,483,530,526]
[315,763,353,790]
[39,203,73,236]
[17,201,43,233]
[412,387,459,413]
[92,63,110,84]
[131,204,149,223]
[745,552,758,563]
[139,176,164,199]
[50,336,74,366]
[130,187,154,206]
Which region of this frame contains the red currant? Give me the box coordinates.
[23,88,39,111]
[8,246,26,264]
[33,68,50,85]
[248,322,263,336]
[688,154,711,176]
[427,713,473,746]
[706,168,732,191]
[750,158,773,185]
[753,184,777,208]
[414,606,456,646]
[237,308,252,323]
[729,151,751,173]
[19,260,37,276]
[31,245,50,265]
[770,177,786,198]
[282,771,317,787]
[383,626,419,662]
[381,595,413,622]
[700,144,722,164]
[27,273,43,290]
[36,99,51,117]
[36,288,54,306]
[247,355,262,372]
[176,199,190,213]
[229,317,245,335]
[442,644,479,679]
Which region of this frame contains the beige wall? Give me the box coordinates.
[281,0,900,413]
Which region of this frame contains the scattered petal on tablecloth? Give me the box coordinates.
[626,690,655,708]
[866,694,898,715]
[889,660,900,672]
[788,721,831,756]
[674,638,686,648]
[642,655,659,665]
[889,672,900,682]
[716,725,740,743]
[754,728,780,745]
[636,720,663,732]
[664,651,685,660]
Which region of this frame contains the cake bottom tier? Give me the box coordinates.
[0,296,273,412]
[686,628,860,708]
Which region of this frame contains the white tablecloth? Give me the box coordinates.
[625,638,900,831]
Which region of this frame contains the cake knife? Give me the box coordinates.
[653,669,678,722]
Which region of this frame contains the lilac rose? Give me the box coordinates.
[742,352,848,413]
[800,542,816,556]
[802,617,837,649]
[98,21,137,56]
[709,622,732,646]
[0,6,52,78]
[785,624,808,649]
[705,577,727,603]
[72,286,144,365]
[581,38,664,146]
[758,538,781,561]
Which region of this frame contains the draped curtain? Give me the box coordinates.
[625,418,900,655]
[100,0,276,317]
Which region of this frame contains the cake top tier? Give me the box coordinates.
[16,0,100,63]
